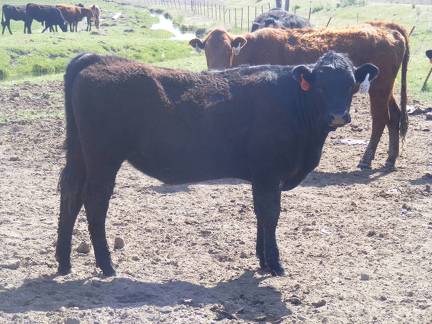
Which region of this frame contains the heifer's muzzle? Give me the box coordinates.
[329,112,351,128]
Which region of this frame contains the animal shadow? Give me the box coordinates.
[301,168,391,187]
[0,271,291,321]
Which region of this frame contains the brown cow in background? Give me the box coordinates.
[56,4,92,32]
[77,3,100,31]
[190,22,409,170]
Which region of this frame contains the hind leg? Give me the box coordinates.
[358,91,390,169]
[83,162,121,276]
[386,95,401,170]
[56,164,86,275]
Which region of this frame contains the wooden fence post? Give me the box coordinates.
[234,8,237,27]
[241,8,243,30]
[247,6,250,31]
[409,26,415,36]
[421,67,432,91]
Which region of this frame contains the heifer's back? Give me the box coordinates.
[2,5,26,20]
[251,9,310,31]
[237,26,405,73]
[69,56,298,184]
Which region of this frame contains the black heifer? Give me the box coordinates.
[251,8,310,32]
[25,3,67,33]
[426,50,432,61]
[1,4,26,35]
[56,52,378,277]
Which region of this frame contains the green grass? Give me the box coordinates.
[0,0,199,81]
[141,0,432,102]
[1,0,432,103]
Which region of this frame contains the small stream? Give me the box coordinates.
[150,13,196,41]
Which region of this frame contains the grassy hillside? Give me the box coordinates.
[1,0,431,102]
[0,0,205,81]
[139,0,432,102]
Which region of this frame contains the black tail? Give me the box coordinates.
[59,53,101,193]
[399,33,409,139]
[1,6,4,27]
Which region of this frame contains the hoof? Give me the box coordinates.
[358,161,371,170]
[384,161,396,172]
[101,266,117,277]
[269,264,285,277]
[57,264,71,276]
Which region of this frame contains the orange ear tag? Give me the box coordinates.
[300,74,311,91]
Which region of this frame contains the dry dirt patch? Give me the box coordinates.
[0,81,431,323]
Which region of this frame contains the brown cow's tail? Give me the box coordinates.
[367,21,409,139]
[399,34,409,139]
[59,53,101,195]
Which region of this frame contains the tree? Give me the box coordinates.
[284,0,290,11]
[276,0,282,8]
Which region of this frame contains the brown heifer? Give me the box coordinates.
[76,4,97,31]
[190,23,409,170]
[56,4,91,32]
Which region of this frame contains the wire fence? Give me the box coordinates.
[130,0,432,34]
[138,0,275,31]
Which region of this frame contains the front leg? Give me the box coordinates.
[252,178,284,276]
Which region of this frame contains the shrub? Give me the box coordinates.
[0,68,8,80]
[31,64,54,76]
[339,0,366,7]
[311,5,324,14]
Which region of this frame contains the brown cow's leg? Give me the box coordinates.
[358,91,390,169]
[386,95,401,170]
[252,177,283,276]
[83,163,121,276]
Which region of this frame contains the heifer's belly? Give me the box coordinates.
[127,133,251,185]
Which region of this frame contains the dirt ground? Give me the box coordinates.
[0,80,431,323]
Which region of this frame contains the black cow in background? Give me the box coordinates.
[426,50,432,62]
[56,51,378,277]
[251,8,310,32]
[1,4,26,35]
[25,3,67,33]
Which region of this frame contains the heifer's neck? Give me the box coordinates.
[280,92,330,191]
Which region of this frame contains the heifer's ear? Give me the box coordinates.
[189,38,205,53]
[264,18,276,27]
[232,37,247,56]
[354,63,379,94]
[426,50,432,61]
[251,22,260,32]
[292,65,313,91]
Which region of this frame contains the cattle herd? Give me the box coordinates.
[1,3,100,34]
[0,5,425,278]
